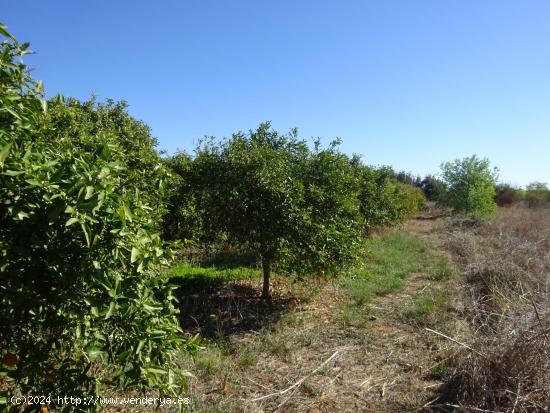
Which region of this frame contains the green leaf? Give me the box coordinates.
[130,247,140,263]
[84,346,104,361]
[145,367,167,375]
[123,204,133,221]
[85,186,94,200]
[0,24,13,40]
[0,143,11,165]
[81,223,92,247]
[104,301,116,319]
[2,170,24,176]
[66,217,79,226]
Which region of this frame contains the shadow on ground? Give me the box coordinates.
[171,273,296,339]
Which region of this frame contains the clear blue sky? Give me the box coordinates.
[4,1,549,186]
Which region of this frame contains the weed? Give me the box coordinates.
[236,350,258,368]
[432,256,456,280]
[194,347,224,376]
[402,290,449,327]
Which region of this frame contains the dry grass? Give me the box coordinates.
[170,212,462,413]
[432,206,550,412]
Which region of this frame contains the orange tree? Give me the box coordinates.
[0,25,194,409]
[188,124,364,298]
[358,166,426,229]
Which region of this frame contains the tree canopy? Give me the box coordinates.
[189,123,364,297]
[440,155,498,218]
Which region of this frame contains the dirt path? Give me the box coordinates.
[185,214,463,412]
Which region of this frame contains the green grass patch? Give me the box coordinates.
[343,232,433,305]
[169,262,261,280]
[402,290,450,327]
[431,256,457,280]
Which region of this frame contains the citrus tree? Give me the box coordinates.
[43,95,168,225]
[189,123,363,298]
[0,25,194,409]
[358,166,425,228]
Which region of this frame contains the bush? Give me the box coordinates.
[440,155,498,218]
[0,26,194,408]
[419,175,446,202]
[524,181,550,207]
[494,183,519,207]
[162,152,205,242]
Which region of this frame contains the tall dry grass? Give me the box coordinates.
[439,206,550,412]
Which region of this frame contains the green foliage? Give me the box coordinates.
[187,123,364,297]
[0,25,194,408]
[524,181,550,207]
[162,152,205,241]
[440,155,498,218]
[420,175,446,202]
[43,95,167,225]
[394,170,422,187]
[283,138,364,276]
[358,166,426,228]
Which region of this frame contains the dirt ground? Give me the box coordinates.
[182,212,468,413]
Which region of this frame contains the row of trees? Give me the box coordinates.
[495,182,550,207]
[162,127,427,298]
[0,26,426,406]
[396,162,550,212]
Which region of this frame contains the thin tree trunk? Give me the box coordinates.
[261,256,271,299]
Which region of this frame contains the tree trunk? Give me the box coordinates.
[261,256,271,299]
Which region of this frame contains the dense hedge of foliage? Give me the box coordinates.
[43,96,167,224]
[0,26,194,408]
[358,166,426,228]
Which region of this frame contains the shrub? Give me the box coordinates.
[494,183,519,207]
[524,181,550,207]
[162,152,205,242]
[0,25,194,408]
[440,155,498,218]
[419,175,446,202]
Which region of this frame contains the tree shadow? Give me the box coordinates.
[414,214,449,221]
[171,271,296,339]
[176,248,259,269]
